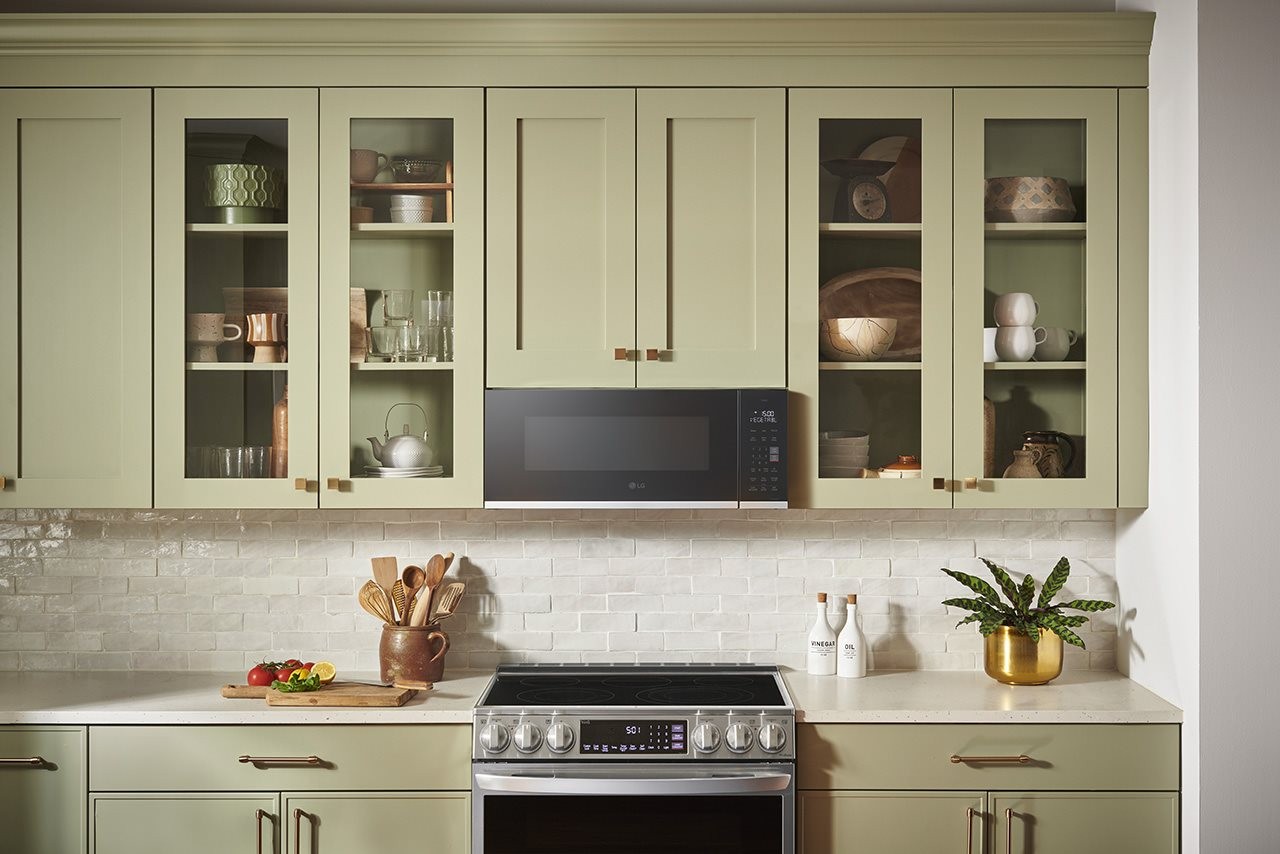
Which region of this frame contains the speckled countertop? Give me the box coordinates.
[0,668,1179,725]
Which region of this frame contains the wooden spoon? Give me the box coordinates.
[358,580,395,625]
[409,553,448,627]
[401,564,426,625]
[371,556,399,597]
[430,582,466,623]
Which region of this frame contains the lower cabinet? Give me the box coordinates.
[799,791,985,853]
[0,726,86,854]
[990,791,1178,854]
[92,793,279,854]
[286,792,469,853]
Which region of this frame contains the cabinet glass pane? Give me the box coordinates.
[183,119,289,480]
[817,119,925,479]
[347,117,456,481]
[981,119,1087,480]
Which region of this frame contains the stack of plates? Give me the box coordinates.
[363,465,445,479]
[819,430,870,478]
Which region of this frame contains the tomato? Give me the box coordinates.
[303,662,315,671]
[282,659,302,669]
[276,668,298,682]
[247,663,277,686]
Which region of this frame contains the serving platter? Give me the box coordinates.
[818,267,922,360]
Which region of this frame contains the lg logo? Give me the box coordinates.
[627,481,648,490]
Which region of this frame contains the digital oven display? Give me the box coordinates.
[579,720,687,755]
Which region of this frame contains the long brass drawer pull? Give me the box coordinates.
[0,756,45,767]
[1004,807,1014,854]
[238,755,322,766]
[965,807,976,854]
[950,753,1031,764]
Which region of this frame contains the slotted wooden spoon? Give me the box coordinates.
[358,580,396,625]
[430,582,466,624]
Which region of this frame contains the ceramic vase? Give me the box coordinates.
[1003,449,1042,478]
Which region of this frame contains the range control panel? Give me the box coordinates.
[739,390,787,503]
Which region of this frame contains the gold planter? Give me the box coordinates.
[984,626,1063,685]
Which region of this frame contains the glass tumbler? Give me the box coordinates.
[366,326,399,361]
[423,290,453,327]
[396,325,427,362]
[244,446,271,478]
[382,289,415,326]
[216,446,245,479]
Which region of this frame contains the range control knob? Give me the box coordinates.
[479,722,510,753]
[546,722,575,754]
[725,723,754,754]
[513,722,543,754]
[758,723,787,754]
[692,723,721,753]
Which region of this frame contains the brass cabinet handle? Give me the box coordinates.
[326,478,345,492]
[965,806,976,854]
[255,808,268,854]
[295,477,307,491]
[613,347,630,361]
[645,348,671,361]
[932,477,946,491]
[950,754,1031,764]
[1005,807,1014,854]
[0,476,6,489]
[292,808,306,854]
[962,477,978,490]
[0,756,45,767]
[238,755,322,766]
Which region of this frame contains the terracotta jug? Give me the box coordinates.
[1021,430,1076,478]
[1003,449,1042,479]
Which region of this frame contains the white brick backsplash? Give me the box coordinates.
[0,508,1119,672]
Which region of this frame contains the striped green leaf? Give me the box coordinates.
[1037,557,1072,608]
[980,558,1022,609]
[941,568,1004,607]
[1038,615,1086,648]
[1017,573,1037,613]
[1056,598,1116,613]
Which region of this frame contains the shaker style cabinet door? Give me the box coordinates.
[152,89,320,509]
[92,793,280,854]
[486,89,637,388]
[990,792,1177,854]
[318,88,483,508]
[952,88,1118,508]
[285,793,469,854]
[799,791,985,854]
[635,89,786,388]
[0,727,87,854]
[0,89,152,508]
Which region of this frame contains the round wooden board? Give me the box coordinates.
[818,266,923,360]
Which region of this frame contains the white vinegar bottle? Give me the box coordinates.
[807,592,837,676]
[837,593,867,678]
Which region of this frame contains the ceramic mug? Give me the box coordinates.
[993,292,1039,327]
[185,313,242,362]
[983,327,999,362]
[246,312,287,363]
[1035,327,1079,362]
[350,148,389,183]
[995,325,1047,362]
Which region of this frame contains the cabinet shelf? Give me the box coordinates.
[984,361,1086,370]
[351,361,455,371]
[350,223,453,239]
[984,222,1086,239]
[185,223,288,235]
[819,361,923,371]
[350,182,454,192]
[819,223,922,240]
[185,362,287,371]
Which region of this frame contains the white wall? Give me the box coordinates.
[1197,0,1280,849]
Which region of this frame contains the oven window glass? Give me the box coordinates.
[524,416,711,472]
[484,795,783,854]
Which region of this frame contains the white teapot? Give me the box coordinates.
[367,403,435,468]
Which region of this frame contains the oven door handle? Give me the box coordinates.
[473,771,792,796]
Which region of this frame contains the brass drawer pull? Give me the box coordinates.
[614,347,630,361]
[1005,807,1014,854]
[932,477,946,491]
[326,478,347,492]
[962,477,978,490]
[0,476,7,489]
[293,808,306,854]
[965,806,976,854]
[255,808,268,854]
[950,753,1031,764]
[0,756,45,767]
[238,754,322,766]
[645,348,671,361]
[294,478,317,492]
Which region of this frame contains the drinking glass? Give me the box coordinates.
[244,446,271,478]
[423,290,453,326]
[439,325,455,362]
[366,326,399,361]
[216,446,245,479]
[396,325,427,362]
[382,289,415,326]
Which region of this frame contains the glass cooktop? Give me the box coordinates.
[477,664,788,708]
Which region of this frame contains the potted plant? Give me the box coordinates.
[941,557,1115,685]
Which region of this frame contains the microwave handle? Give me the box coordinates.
[473,771,791,796]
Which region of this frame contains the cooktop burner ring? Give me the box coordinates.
[519,676,580,687]
[515,687,618,705]
[601,675,673,688]
[633,686,757,706]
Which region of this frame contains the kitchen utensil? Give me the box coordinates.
[391,579,409,626]
[390,156,443,182]
[359,579,396,624]
[350,148,389,183]
[820,157,897,223]
[365,326,398,361]
[185,313,243,362]
[371,556,399,598]
[993,292,1039,327]
[402,564,426,624]
[367,403,434,468]
[879,454,923,478]
[415,552,450,626]
[983,327,999,362]
[1035,327,1078,362]
[984,176,1077,223]
[266,682,417,707]
[380,624,449,688]
[994,325,1046,362]
[245,312,287,363]
[1021,430,1077,478]
[818,267,921,360]
[818,317,898,362]
[1003,449,1043,478]
[204,163,284,223]
[430,581,466,623]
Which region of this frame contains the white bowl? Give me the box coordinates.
[819,430,870,443]
[819,466,866,478]
[389,207,434,224]
[389,193,434,209]
[820,450,870,465]
[819,317,898,362]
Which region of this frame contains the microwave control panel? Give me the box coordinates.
[739,390,787,502]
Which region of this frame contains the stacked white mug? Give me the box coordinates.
[992,292,1046,362]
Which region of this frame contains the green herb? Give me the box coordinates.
[941,557,1115,649]
[271,671,322,693]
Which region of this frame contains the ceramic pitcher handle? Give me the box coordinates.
[1057,431,1077,471]
[1033,326,1047,345]
[427,629,450,664]
[1067,330,1079,345]
[376,153,391,179]
[223,323,243,343]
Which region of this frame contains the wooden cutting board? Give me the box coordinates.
[221,684,270,699]
[265,682,417,707]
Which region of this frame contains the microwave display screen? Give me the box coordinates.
[524,416,710,472]
[579,720,687,754]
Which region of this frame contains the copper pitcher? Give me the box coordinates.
[1021,430,1076,478]
[379,624,449,688]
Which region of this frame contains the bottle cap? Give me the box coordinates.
[848,594,857,604]
[817,592,827,603]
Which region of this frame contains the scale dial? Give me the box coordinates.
[849,177,891,223]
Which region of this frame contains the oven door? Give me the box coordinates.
[472,761,794,854]
[484,389,741,507]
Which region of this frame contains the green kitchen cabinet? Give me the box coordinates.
[92,793,280,854]
[487,87,786,389]
[990,792,1177,854]
[0,727,87,854]
[0,89,152,509]
[799,791,985,854]
[285,792,469,854]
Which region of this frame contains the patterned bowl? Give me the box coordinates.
[819,317,898,362]
[984,176,1076,223]
[204,163,285,209]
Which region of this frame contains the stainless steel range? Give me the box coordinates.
[472,663,796,854]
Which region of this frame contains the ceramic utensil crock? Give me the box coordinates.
[379,624,449,687]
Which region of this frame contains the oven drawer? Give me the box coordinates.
[89,725,470,791]
[796,723,1178,791]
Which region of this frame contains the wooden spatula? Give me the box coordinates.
[371,556,399,598]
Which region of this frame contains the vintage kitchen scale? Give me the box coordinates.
[821,157,896,223]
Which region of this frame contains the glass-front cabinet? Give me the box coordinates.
[953,89,1118,507]
[318,88,483,508]
[154,89,319,508]
[788,89,954,508]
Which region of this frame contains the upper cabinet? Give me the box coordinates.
[487,88,786,389]
[0,89,152,509]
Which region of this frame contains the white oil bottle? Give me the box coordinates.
[807,592,837,676]
[836,593,867,678]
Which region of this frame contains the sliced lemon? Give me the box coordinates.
[294,667,310,681]
[312,661,337,684]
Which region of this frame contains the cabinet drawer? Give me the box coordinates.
[0,727,87,854]
[90,725,470,791]
[797,724,1178,791]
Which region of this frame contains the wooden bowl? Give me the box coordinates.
[984,176,1077,223]
[819,317,898,362]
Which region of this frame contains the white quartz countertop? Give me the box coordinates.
[0,669,1179,725]
[781,669,1182,724]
